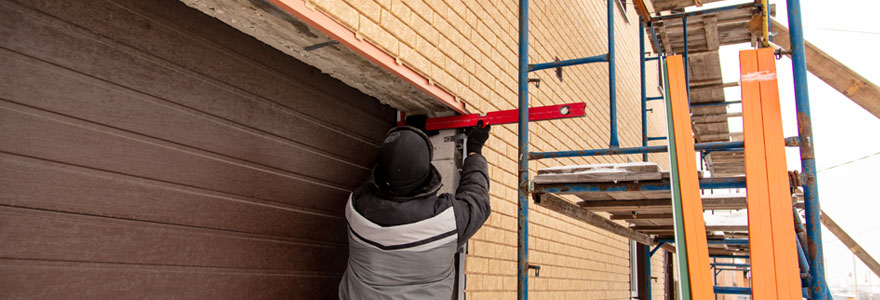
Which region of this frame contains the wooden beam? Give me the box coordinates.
[578,196,748,211]
[535,193,655,245]
[821,210,880,278]
[631,225,674,231]
[699,132,743,141]
[659,26,673,54]
[633,0,653,24]
[689,78,724,87]
[693,112,743,123]
[690,82,738,92]
[631,225,748,232]
[772,18,880,119]
[703,16,719,50]
[611,213,674,220]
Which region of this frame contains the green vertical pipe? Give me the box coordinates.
[662,58,692,300]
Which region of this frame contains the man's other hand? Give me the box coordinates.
[466,120,491,155]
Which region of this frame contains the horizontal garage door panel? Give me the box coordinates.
[0,260,339,299]
[0,2,388,167]
[0,153,348,244]
[0,102,351,215]
[1,0,395,296]
[6,0,393,141]
[0,206,347,272]
[0,51,369,189]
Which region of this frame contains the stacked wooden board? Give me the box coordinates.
[534,162,664,184]
[663,55,714,300]
[740,48,802,300]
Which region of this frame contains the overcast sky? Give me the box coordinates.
[707,0,880,292]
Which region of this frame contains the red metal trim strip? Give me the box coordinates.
[268,0,467,114]
[424,103,586,131]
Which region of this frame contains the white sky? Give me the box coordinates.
[706,0,880,292]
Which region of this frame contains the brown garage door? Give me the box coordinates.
[0,0,395,298]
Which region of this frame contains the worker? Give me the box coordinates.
[338,119,492,299]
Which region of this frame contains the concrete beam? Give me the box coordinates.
[179,0,466,115]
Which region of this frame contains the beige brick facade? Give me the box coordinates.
[310,0,672,298]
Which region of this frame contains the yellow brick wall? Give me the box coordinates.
[650,253,667,299]
[309,0,672,298]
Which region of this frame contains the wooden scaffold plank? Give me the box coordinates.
[741,48,802,300]
[534,193,655,246]
[666,55,714,300]
[757,47,802,300]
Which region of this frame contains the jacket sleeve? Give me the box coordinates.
[450,153,491,248]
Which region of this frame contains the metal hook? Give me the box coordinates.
[528,78,541,88]
[528,264,541,277]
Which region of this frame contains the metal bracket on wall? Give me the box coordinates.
[528,264,541,277]
[528,78,541,88]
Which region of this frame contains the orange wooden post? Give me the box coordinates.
[756,48,803,300]
[741,48,803,300]
[741,49,777,300]
[666,55,714,299]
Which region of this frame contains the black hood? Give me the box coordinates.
[372,126,442,199]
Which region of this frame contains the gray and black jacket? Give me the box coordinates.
[338,138,490,300]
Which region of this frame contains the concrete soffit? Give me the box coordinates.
[179,0,467,115]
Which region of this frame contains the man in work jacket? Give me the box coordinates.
[339,120,492,300]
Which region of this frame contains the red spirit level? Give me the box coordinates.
[419,102,586,131]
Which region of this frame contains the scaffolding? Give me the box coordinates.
[513,0,833,299]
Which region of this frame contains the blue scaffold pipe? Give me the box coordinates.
[528,54,608,72]
[646,56,660,61]
[647,136,667,141]
[608,0,618,148]
[516,0,530,298]
[649,242,665,257]
[711,263,751,268]
[714,286,752,295]
[647,96,665,101]
[797,233,811,275]
[787,0,828,298]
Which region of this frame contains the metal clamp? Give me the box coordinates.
[528,78,541,88]
[774,48,793,60]
[528,264,541,277]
